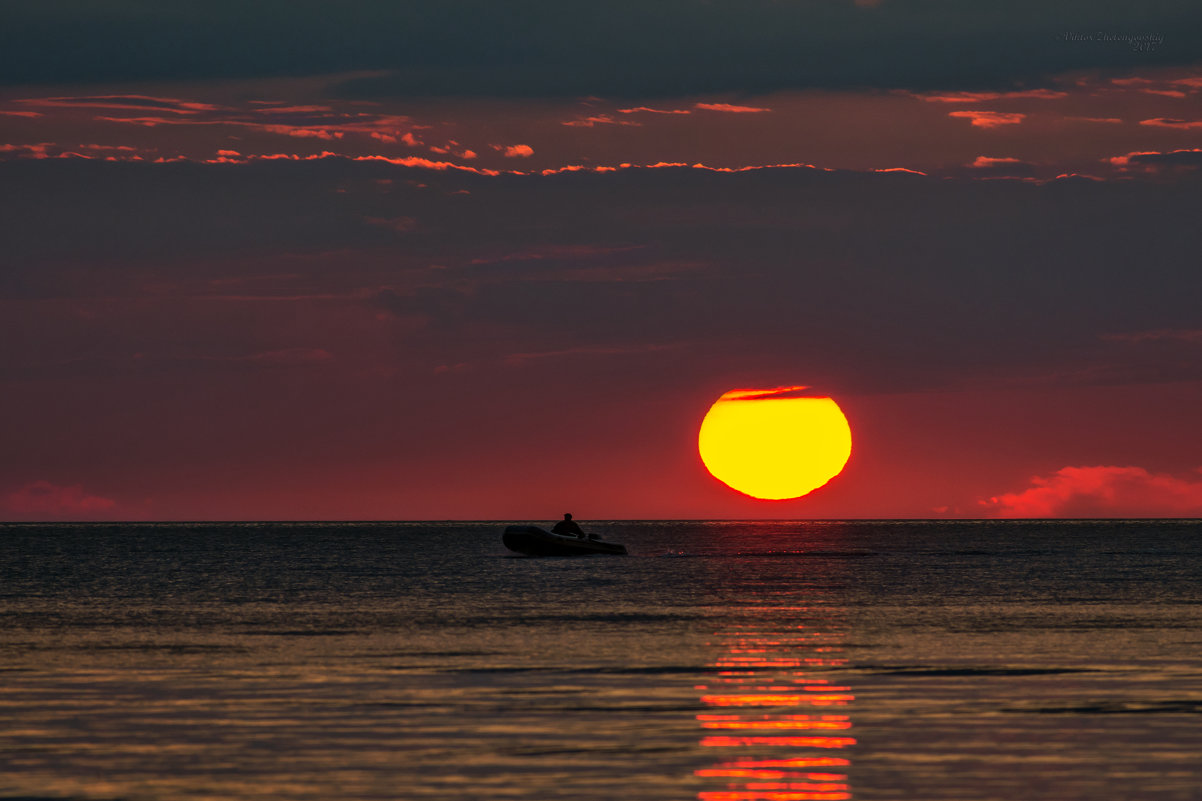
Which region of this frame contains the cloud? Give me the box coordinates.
[965,155,1038,177]
[617,106,692,115]
[18,95,219,113]
[562,114,641,127]
[918,89,1067,103]
[79,98,424,144]
[3,481,116,519]
[970,156,1022,168]
[281,128,342,140]
[0,142,53,158]
[5,155,1202,396]
[694,103,771,113]
[1139,117,1202,129]
[501,144,534,158]
[947,110,1026,128]
[10,2,1200,97]
[873,167,928,175]
[980,466,1202,518]
[1110,148,1202,169]
[0,110,43,118]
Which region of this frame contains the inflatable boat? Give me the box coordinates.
[502,525,628,556]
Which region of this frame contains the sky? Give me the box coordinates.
[3,1,1202,520]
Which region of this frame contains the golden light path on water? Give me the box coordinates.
[696,596,855,801]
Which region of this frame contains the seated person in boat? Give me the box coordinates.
[551,513,587,539]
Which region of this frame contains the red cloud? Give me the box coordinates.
[948,110,1026,128]
[0,110,43,118]
[351,154,502,176]
[3,481,116,520]
[0,142,54,158]
[694,102,772,113]
[970,156,1022,168]
[1139,118,1202,129]
[562,114,641,127]
[502,144,534,158]
[980,466,1202,518]
[277,127,343,140]
[617,106,692,115]
[1109,148,1202,169]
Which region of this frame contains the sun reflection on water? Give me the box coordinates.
[696,601,855,801]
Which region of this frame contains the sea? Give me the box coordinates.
[2,520,1200,801]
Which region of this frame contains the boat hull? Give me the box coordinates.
[502,525,627,556]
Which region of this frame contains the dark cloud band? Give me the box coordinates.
[4,1,1201,95]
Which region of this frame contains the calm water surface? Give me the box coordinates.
[2,520,1201,800]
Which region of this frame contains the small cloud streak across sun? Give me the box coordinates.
[980,466,1202,518]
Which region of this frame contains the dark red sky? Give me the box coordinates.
[3,2,1202,519]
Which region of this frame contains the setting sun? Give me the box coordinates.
[698,387,852,500]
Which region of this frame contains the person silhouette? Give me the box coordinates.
[551,513,586,539]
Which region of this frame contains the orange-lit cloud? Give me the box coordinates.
[1109,148,1202,169]
[963,155,1038,178]
[695,102,772,113]
[948,110,1026,128]
[350,154,502,176]
[3,481,116,518]
[618,106,692,115]
[1139,117,1202,129]
[0,110,43,118]
[501,144,534,158]
[970,156,1022,168]
[981,465,1202,518]
[0,142,53,158]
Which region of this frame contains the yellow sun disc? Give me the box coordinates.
[698,387,852,500]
